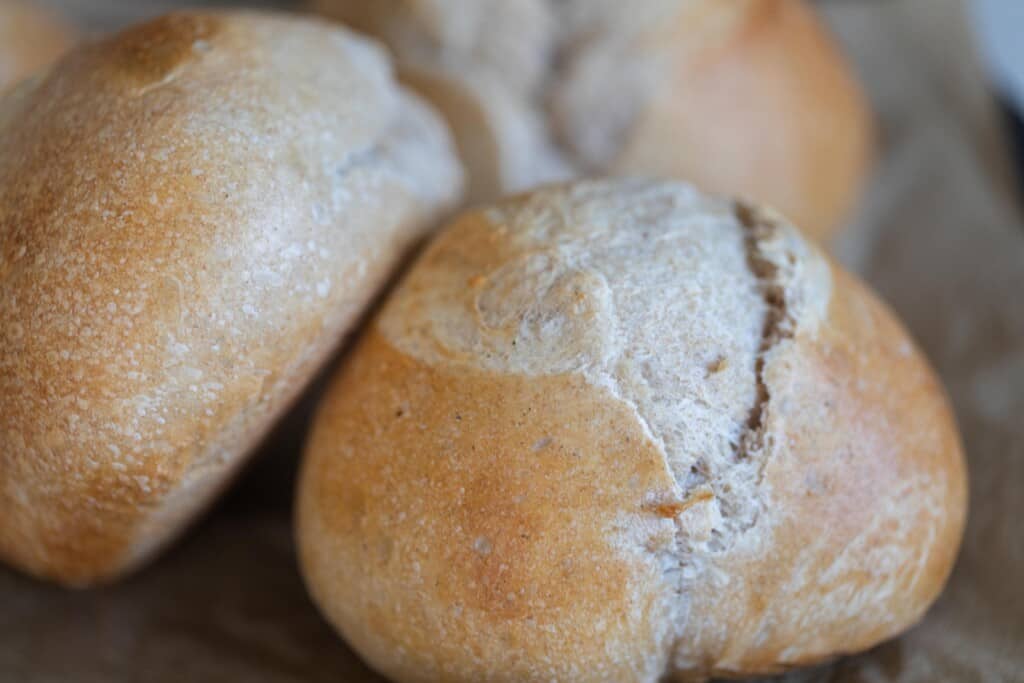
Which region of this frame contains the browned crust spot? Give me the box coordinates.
[103,13,221,90]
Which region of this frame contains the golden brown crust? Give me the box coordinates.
[297,181,965,681]
[314,0,872,240]
[675,267,967,676]
[0,10,461,585]
[0,0,75,91]
[614,0,874,241]
[299,333,677,682]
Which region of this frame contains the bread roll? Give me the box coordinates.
[313,0,872,240]
[297,179,966,681]
[0,11,462,586]
[0,0,75,90]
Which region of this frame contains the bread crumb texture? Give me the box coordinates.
[298,180,966,681]
[0,10,461,585]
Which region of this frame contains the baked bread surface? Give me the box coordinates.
[0,0,75,90]
[0,10,462,585]
[313,0,873,239]
[298,179,966,681]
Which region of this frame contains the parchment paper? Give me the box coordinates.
[3,1,1022,681]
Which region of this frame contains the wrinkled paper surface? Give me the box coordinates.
[4,0,1023,680]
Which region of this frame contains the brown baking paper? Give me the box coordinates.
[3,0,1022,681]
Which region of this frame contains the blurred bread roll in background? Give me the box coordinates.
[297,179,966,682]
[0,0,75,90]
[0,10,461,586]
[313,0,873,241]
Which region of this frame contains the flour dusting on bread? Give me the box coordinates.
[380,179,832,640]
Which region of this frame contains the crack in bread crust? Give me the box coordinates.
[658,200,841,680]
[736,202,794,461]
[299,179,968,682]
[376,180,833,677]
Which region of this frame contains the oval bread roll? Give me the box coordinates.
[0,11,462,586]
[297,180,967,682]
[313,0,872,240]
[0,0,75,90]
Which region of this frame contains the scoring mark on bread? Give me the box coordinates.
[379,182,827,559]
[735,201,795,463]
[660,201,808,654]
[691,201,799,547]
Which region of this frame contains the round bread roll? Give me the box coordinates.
[297,179,966,681]
[0,11,462,586]
[0,0,75,91]
[313,0,873,240]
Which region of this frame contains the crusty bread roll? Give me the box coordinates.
[297,179,966,682]
[0,0,75,90]
[313,0,872,240]
[0,11,462,586]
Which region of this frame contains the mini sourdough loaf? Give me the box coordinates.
[313,0,873,240]
[297,180,967,682]
[0,11,462,586]
[0,0,75,90]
